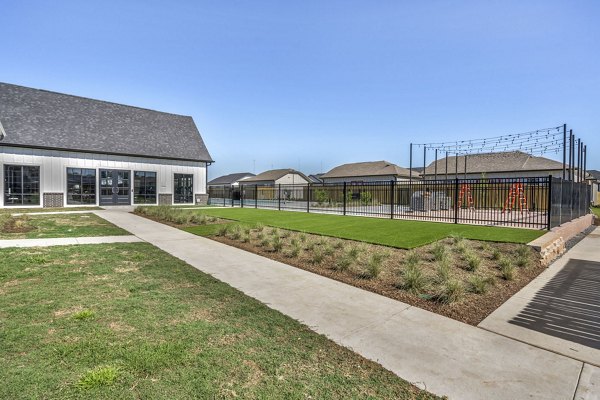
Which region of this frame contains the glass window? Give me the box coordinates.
[174,173,193,204]
[67,168,96,205]
[134,171,157,204]
[3,165,40,206]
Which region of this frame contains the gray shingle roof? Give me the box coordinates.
[424,151,566,175]
[242,168,309,183]
[321,161,416,179]
[587,170,600,180]
[208,172,255,185]
[0,82,213,162]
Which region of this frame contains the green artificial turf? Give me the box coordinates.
[0,213,128,239]
[0,243,436,399]
[191,208,544,248]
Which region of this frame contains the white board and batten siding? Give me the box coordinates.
[0,146,207,207]
[274,173,309,185]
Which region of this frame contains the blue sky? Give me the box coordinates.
[1,1,599,178]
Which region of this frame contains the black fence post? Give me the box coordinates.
[546,176,552,230]
[223,185,226,207]
[390,180,395,219]
[255,185,258,209]
[278,184,281,210]
[454,178,459,224]
[241,185,244,208]
[231,185,234,207]
[307,183,310,213]
[343,182,347,216]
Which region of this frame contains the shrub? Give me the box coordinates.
[437,280,464,304]
[322,244,335,256]
[465,252,482,272]
[216,224,230,237]
[189,214,208,225]
[311,248,324,264]
[360,191,373,205]
[305,240,316,251]
[280,230,291,238]
[516,245,530,258]
[332,240,345,250]
[347,245,362,260]
[335,256,353,272]
[402,264,429,294]
[272,236,283,252]
[455,240,468,254]
[228,225,243,240]
[499,258,516,280]
[254,223,265,232]
[436,259,451,283]
[449,232,464,244]
[285,243,301,258]
[314,189,329,205]
[256,231,266,241]
[468,275,492,294]
[404,250,420,267]
[298,232,307,242]
[431,242,448,262]
[241,234,250,243]
[270,228,280,237]
[364,252,387,279]
[491,248,502,261]
[290,238,299,247]
[260,238,271,248]
[516,255,530,268]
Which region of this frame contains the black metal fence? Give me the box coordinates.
[208,176,591,230]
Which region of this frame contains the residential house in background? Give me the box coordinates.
[320,160,417,183]
[241,168,309,200]
[588,170,600,206]
[422,151,581,181]
[207,172,255,202]
[0,82,213,207]
[307,173,324,183]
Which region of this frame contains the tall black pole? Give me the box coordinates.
[577,139,581,182]
[434,149,438,181]
[569,130,574,181]
[409,143,413,184]
[583,145,587,184]
[464,155,467,180]
[455,153,458,179]
[562,124,567,180]
[445,151,449,181]
[423,146,427,182]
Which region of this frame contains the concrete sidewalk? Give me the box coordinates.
[95,209,589,400]
[0,235,142,248]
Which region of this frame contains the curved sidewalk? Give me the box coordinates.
[96,209,587,400]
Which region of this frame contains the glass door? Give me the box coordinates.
[99,169,130,205]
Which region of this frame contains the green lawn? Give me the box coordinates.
[187,208,544,248]
[0,243,436,399]
[0,213,128,239]
[593,206,600,218]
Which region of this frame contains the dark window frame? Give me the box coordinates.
[66,167,97,205]
[133,171,157,204]
[3,164,41,206]
[174,173,194,204]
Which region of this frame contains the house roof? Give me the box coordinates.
[423,151,567,175]
[587,170,600,181]
[0,82,213,162]
[208,172,255,185]
[242,168,309,183]
[308,173,324,183]
[321,161,416,179]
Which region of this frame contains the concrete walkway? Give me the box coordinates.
[93,209,598,400]
[0,235,142,248]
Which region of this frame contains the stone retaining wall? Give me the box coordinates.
[529,214,594,266]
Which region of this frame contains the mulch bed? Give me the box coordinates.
[210,228,545,326]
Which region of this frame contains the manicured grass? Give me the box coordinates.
[0,206,103,214]
[592,206,600,218]
[0,243,436,399]
[189,208,545,249]
[0,213,128,239]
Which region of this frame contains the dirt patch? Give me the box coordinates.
[1,215,34,234]
[53,305,84,317]
[210,226,544,326]
[108,321,136,333]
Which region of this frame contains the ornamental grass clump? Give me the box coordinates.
[363,252,387,279]
[271,235,283,252]
[311,248,324,264]
[285,242,301,258]
[437,279,464,304]
[491,248,502,261]
[465,252,482,272]
[431,243,448,262]
[335,256,353,272]
[401,263,429,295]
[435,259,451,283]
[404,250,420,267]
[216,224,230,237]
[468,275,494,294]
[346,245,362,261]
[499,258,516,280]
[229,224,243,240]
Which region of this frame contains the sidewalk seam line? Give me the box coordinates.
[572,363,584,400]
